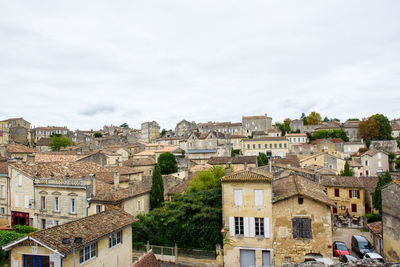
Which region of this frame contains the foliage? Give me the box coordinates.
[275,119,291,136]
[132,187,222,250]
[358,117,380,141]
[188,166,225,191]
[290,129,301,133]
[157,152,178,174]
[324,117,340,122]
[257,153,268,166]
[371,114,393,140]
[120,123,129,128]
[372,171,392,214]
[358,147,368,154]
[311,129,349,142]
[13,225,37,234]
[248,132,254,139]
[306,111,322,125]
[347,118,360,121]
[49,135,73,151]
[231,149,241,157]
[94,132,102,138]
[160,129,167,137]
[150,164,164,210]
[364,213,382,223]
[301,113,308,125]
[397,139,400,149]
[0,230,25,260]
[365,139,371,149]
[389,152,396,163]
[339,161,354,176]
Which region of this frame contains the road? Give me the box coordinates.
[332,227,372,259]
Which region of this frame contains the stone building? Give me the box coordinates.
[242,115,272,135]
[32,126,70,142]
[241,137,289,158]
[207,156,257,171]
[342,120,360,142]
[197,121,243,135]
[359,149,389,177]
[175,120,197,137]
[141,121,160,143]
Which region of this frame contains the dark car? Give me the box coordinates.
[351,235,374,257]
[333,241,350,257]
[339,254,358,263]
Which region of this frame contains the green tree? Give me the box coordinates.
[311,129,349,142]
[372,171,392,214]
[276,119,291,136]
[0,231,25,260]
[358,117,380,140]
[347,118,360,121]
[160,129,167,137]
[94,132,102,138]
[371,114,393,140]
[397,139,400,149]
[339,161,353,176]
[257,153,268,166]
[301,113,308,125]
[188,166,225,191]
[306,111,322,125]
[120,123,129,128]
[150,164,164,210]
[231,148,241,157]
[49,135,73,151]
[157,152,178,174]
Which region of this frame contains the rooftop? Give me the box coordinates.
[207,156,257,165]
[221,170,273,183]
[6,144,36,154]
[320,175,364,188]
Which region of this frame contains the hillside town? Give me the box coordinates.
[0,113,399,267]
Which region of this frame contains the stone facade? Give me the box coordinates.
[141,121,160,143]
[242,137,289,158]
[175,120,197,137]
[242,115,272,135]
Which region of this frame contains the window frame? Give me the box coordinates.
[255,217,264,236]
[109,230,122,248]
[234,217,244,235]
[80,242,97,264]
[292,218,312,239]
[70,198,76,213]
[54,197,59,212]
[41,196,46,210]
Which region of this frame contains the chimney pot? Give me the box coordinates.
[114,170,120,190]
[90,174,96,197]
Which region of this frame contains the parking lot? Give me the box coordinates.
[333,227,372,259]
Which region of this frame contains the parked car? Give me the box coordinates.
[339,254,358,263]
[363,252,384,263]
[333,241,350,257]
[351,235,374,257]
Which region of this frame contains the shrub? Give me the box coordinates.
[0,231,25,260]
[364,213,382,223]
[13,225,38,234]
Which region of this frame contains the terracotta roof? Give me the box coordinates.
[123,158,156,167]
[320,175,364,188]
[35,153,77,163]
[6,144,35,154]
[207,156,257,165]
[0,162,8,175]
[221,170,273,183]
[91,180,151,203]
[349,160,362,167]
[36,138,51,146]
[0,156,7,162]
[273,175,334,206]
[133,250,160,267]
[243,137,287,142]
[4,209,136,256]
[358,176,379,194]
[104,166,143,175]
[392,124,400,130]
[367,221,382,238]
[273,155,300,167]
[361,149,388,157]
[311,138,344,145]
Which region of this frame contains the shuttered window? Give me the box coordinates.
[254,190,263,206]
[334,188,339,197]
[235,217,244,235]
[234,190,242,206]
[255,218,264,236]
[292,218,312,239]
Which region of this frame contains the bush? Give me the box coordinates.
[364,213,382,223]
[13,225,38,234]
[0,231,25,260]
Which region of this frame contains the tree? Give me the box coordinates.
[306,111,322,125]
[231,148,241,157]
[276,118,291,136]
[311,129,349,142]
[150,164,164,209]
[120,123,129,128]
[157,152,178,174]
[358,117,380,140]
[257,153,268,166]
[188,166,225,191]
[160,129,167,137]
[49,135,73,151]
[372,171,392,214]
[347,118,360,121]
[371,114,392,140]
[301,113,308,125]
[339,161,353,176]
[94,132,102,138]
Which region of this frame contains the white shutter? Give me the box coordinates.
[229,217,235,237]
[244,217,249,237]
[254,190,263,206]
[249,217,255,237]
[234,190,242,206]
[15,195,19,207]
[1,186,4,199]
[25,196,29,208]
[264,217,270,238]
[18,175,22,186]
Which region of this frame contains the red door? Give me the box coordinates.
[11,211,30,227]
[351,204,357,213]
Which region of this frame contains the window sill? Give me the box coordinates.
[39,209,47,212]
[69,212,77,215]
[53,210,60,213]
[109,242,122,250]
[80,256,96,265]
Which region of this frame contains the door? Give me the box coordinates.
[240,249,255,267]
[351,204,357,213]
[262,250,271,267]
[11,211,30,226]
[23,255,50,267]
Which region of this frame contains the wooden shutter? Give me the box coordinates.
[264,217,270,238]
[349,190,352,198]
[15,195,19,207]
[254,190,263,206]
[303,218,312,238]
[249,217,255,237]
[357,190,360,199]
[24,196,29,208]
[234,190,242,206]
[244,217,249,237]
[292,218,312,238]
[229,217,234,236]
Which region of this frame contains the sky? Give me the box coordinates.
[0,1,399,131]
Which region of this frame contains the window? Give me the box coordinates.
[279,143,282,148]
[247,144,250,149]
[15,195,19,207]
[234,190,243,206]
[254,190,263,206]
[70,198,76,213]
[41,219,46,229]
[235,217,244,235]
[0,185,4,199]
[253,144,255,149]
[25,196,29,208]
[351,203,357,212]
[298,197,303,205]
[365,160,369,166]
[109,231,122,248]
[284,143,287,148]
[18,175,22,186]
[54,220,59,226]
[96,205,102,213]
[54,197,59,211]
[255,218,264,236]
[41,196,46,210]
[378,153,381,159]
[264,144,267,148]
[80,243,97,264]
[292,218,312,238]
[0,208,4,214]
[258,144,261,149]
[350,190,359,199]
[334,188,340,197]
[274,144,277,148]
[269,144,272,148]
[378,161,382,167]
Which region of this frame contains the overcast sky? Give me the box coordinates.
[1,1,399,130]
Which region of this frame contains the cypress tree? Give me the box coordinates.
[339,161,353,176]
[372,171,392,214]
[150,164,164,209]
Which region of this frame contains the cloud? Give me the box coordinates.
[80,105,117,117]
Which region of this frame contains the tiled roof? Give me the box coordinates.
[367,221,382,238]
[358,176,379,194]
[221,170,273,183]
[361,149,388,157]
[0,162,8,175]
[207,156,257,165]
[6,209,136,256]
[133,250,160,267]
[392,124,400,130]
[91,180,151,203]
[36,138,51,146]
[243,137,287,142]
[311,138,344,145]
[123,158,156,167]
[6,144,36,154]
[348,160,362,167]
[35,153,77,163]
[104,166,143,175]
[273,155,300,167]
[320,175,364,188]
[273,175,334,206]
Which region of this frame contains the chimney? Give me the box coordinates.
[138,172,143,182]
[27,154,35,166]
[268,160,272,173]
[114,170,120,190]
[244,162,248,171]
[225,166,232,176]
[90,174,96,197]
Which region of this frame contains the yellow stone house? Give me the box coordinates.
[2,209,136,267]
[241,137,289,158]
